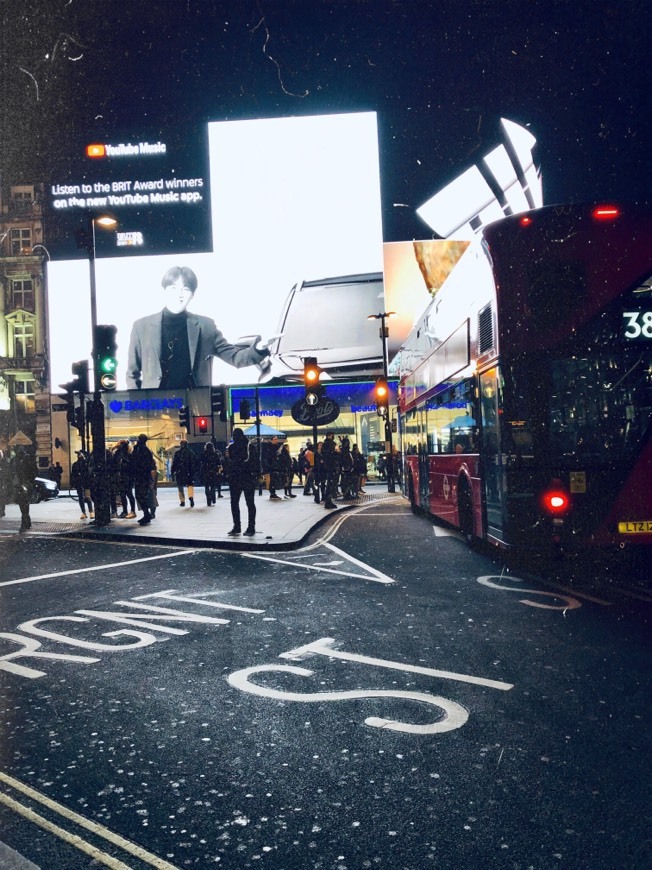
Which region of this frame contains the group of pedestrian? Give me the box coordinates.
[70,435,158,526]
[170,439,225,507]
[300,434,367,509]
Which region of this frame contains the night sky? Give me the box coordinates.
[1,0,649,241]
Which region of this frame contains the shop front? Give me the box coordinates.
[230,381,397,480]
[51,381,396,489]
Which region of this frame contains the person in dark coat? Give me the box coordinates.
[279,443,296,498]
[338,437,356,499]
[171,439,195,507]
[226,427,258,536]
[70,450,94,520]
[262,436,282,499]
[10,445,37,532]
[0,449,10,517]
[113,440,136,518]
[200,442,222,506]
[321,431,339,509]
[352,443,367,495]
[126,265,273,390]
[131,433,156,525]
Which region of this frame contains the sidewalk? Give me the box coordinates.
[0,485,400,550]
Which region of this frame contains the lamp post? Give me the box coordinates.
[86,213,117,526]
[368,311,396,493]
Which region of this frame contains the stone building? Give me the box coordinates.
[0,182,52,470]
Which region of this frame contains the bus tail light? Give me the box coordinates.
[592,205,621,221]
[540,482,571,516]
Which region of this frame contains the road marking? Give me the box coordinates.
[432,525,461,538]
[242,540,395,584]
[0,771,180,869]
[279,636,514,691]
[477,575,583,610]
[0,550,197,587]
[228,664,470,734]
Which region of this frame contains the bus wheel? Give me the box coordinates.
[458,482,474,545]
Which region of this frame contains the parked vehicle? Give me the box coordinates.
[31,477,59,503]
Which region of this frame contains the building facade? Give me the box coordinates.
[0,183,51,469]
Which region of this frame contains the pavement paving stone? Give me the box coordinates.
[0,485,400,550]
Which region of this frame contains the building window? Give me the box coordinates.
[13,321,35,357]
[10,278,34,311]
[14,378,35,414]
[11,228,32,255]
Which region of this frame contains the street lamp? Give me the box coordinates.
[86,213,117,527]
[368,311,396,493]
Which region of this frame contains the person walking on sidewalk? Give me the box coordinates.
[262,436,283,500]
[10,445,37,532]
[226,427,258,536]
[200,441,222,506]
[302,442,315,497]
[321,431,339,509]
[71,450,94,520]
[171,439,195,507]
[352,443,367,495]
[131,434,156,525]
[113,440,137,518]
[279,443,296,498]
[0,449,10,518]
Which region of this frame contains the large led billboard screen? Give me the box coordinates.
[47,112,385,390]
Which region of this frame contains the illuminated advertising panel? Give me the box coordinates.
[48,112,385,389]
[47,125,211,257]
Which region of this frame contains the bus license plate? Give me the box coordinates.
[618,520,652,534]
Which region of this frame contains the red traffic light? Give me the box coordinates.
[197,416,209,434]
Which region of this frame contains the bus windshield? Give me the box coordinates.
[506,272,652,467]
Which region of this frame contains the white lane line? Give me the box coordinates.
[242,547,395,584]
[0,771,181,869]
[0,550,197,588]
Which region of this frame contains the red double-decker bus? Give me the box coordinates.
[397,204,652,553]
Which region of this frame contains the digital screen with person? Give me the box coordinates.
[126,265,276,389]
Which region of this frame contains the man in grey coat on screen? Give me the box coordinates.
[126,265,273,390]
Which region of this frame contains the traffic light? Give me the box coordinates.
[72,405,84,432]
[178,406,190,430]
[239,399,251,421]
[195,415,209,436]
[211,385,227,423]
[71,360,89,394]
[304,357,324,406]
[95,324,118,390]
[374,377,389,417]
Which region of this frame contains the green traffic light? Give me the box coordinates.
[100,357,117,374]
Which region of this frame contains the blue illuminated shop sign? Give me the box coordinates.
[108,396,183,413]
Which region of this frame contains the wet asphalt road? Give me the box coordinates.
[0,501,649,869]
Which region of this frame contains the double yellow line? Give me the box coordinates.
[0,771,180,869]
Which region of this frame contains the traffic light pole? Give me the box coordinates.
[87,216,111,527]
[370,312,396,494]
[381,318,396,494]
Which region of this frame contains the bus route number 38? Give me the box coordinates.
[622,310,652,340]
